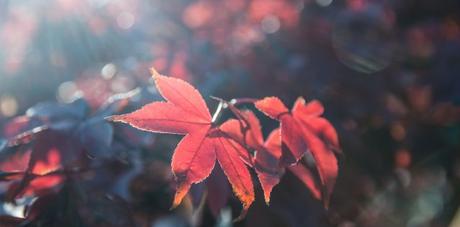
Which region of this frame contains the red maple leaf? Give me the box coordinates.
[109,69,254,214]
[255,97,340,205]
[220,110,283,204]
[264,128,322,201]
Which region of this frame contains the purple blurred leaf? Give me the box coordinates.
[78,118,113,158]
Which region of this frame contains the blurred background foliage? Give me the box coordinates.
[0,0,460,226]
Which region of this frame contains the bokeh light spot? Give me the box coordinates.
[395,148,411,168]
[0,95,18,117]
[117,12,135,29]
[57,81,79,103]
[316,0,333,7]
[101,63,117,79]
[183,2,212,28]
[261,15,281,34]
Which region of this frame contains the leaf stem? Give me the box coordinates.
[210,96,250,127]
[230,98,258,105]
[211,100,225,123]
[210,96,256,166]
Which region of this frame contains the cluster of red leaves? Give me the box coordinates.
[110,69,341,218]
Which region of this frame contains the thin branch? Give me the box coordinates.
[211,99,225,124]
[230,98,258,105]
